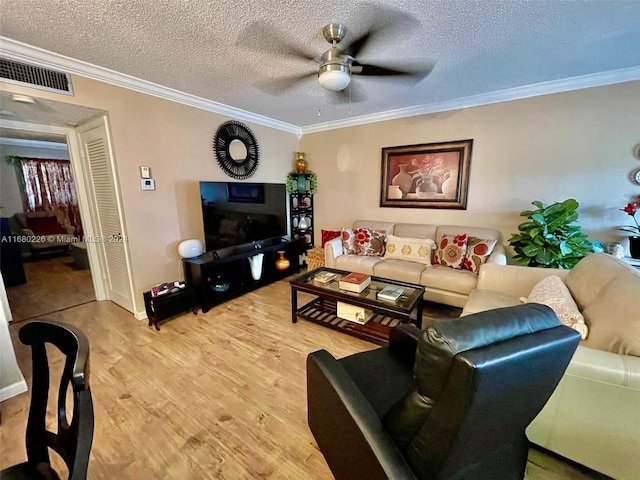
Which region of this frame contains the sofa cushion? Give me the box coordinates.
[341,228,359,255]
[525,275,588,339]
[353,220,395,234]
[384,235,435,265]
[355,228,386,256]
[393,223,437,240]
[434,234,468,269]
[421,265,478,296]
[565,253,633,310]
[335,254,382,275]
[580,271,640,356]
[462,237,497,273]
[461,289,523,316]
[373,258,426,285]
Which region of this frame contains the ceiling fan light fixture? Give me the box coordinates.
[318,64,351,91]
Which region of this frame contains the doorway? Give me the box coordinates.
[0,130,96,321]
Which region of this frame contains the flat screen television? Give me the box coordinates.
[200,181,288,252]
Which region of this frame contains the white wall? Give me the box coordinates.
[0,272,27,401]
[300,81,640,258]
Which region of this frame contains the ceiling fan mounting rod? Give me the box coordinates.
[322,23,347,45]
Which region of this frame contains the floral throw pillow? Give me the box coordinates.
[433,234,468,269]
[341,228,359,255]
[462,237,497,273]
[355,228,386,256]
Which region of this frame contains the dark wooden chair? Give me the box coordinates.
[1,320,94,480]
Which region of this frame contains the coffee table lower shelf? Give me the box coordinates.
[296,298,406,345]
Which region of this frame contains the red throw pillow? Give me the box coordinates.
[26,216,66,236]
[321,229,341,247]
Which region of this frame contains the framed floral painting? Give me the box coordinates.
[380,139,473,209]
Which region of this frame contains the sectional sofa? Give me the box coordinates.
[462,253,640,480]
[324,220,506,307]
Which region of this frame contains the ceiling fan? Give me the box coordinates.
[241,17,434,100]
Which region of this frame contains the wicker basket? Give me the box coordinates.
[306,246,325,271]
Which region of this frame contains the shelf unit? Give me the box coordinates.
[288,173,314,266]
[183,237,301,313]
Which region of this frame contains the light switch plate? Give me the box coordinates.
[140,166,151,179]
[141,178,156,190]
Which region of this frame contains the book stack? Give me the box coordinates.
[338,272,371,293]
[377,285,404,302]
[313,271,337,284]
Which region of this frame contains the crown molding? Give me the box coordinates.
[0,137,68,150]
[0,36,301,135]
[2,36,638,138]
[299,66,640,134]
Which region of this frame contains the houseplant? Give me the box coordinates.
[619,200,640,258]
[508,198,592,269]
[286,171,318,194]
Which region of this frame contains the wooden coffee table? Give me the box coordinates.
[290,267,425,345]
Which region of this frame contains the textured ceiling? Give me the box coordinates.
[1,0,640,129]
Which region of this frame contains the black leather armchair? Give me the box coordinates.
[306,304,581,480]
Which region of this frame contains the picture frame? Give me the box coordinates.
[380,139,473,209]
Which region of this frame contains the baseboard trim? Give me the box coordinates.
[0,379,28,402]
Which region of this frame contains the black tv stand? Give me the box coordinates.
[183,238,301,313]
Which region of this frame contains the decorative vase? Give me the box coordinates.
[388,185,403,199]
[630,236,640,259]
[295,152,308,174]
[441,171,456,199]
[248,253,264,280]
[416,176,438,194]
[297,174,307,193]
[391,164,412,199]
[298,216,308,232]
[275,251,290,271]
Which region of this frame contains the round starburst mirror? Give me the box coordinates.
[213,121,260,179]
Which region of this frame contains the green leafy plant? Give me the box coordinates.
[286,171,317,194]
[508,198,592,269]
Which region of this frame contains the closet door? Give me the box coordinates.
[78,118,135,312]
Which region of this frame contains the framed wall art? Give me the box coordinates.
[380,139,473,209]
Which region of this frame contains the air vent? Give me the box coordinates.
[0,58,73,95]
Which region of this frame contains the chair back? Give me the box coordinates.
[19,320,94,480]
[383,304,580,479]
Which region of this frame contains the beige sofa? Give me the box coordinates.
[13,210,76,257]
[324,220,506,307]
[462,253,640,480]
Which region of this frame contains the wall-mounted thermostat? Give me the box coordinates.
[140,166,151,179]
[141,178,156,191]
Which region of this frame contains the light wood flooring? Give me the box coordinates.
[1,275,610,479]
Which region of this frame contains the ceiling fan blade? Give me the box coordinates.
[237,20,318,62]
[254,71,317,95]
[340,30,373,58]
[352,62,435,81]
[340,5,421,58]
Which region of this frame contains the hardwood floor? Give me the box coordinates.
[1,278,609,479]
